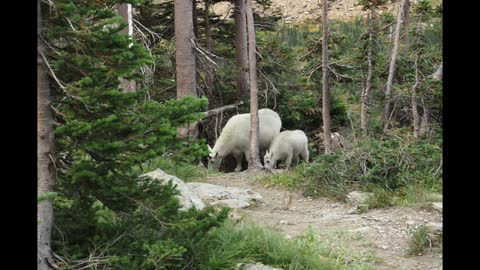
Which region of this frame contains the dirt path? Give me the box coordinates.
[201,170,443,270]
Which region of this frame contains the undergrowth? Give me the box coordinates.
[256,130,442,209]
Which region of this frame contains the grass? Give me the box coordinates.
[407,225,432,256]
[140,157,223,182]
[195,221,379,270]
[255,134,442,211]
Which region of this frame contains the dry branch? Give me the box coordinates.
[204,101,244,119]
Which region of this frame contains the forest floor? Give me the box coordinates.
[198,169,443,270]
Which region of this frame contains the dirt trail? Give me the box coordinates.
[201,170,443,270]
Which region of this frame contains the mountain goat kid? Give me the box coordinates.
[263,130,309,171]
[208,108,282,172]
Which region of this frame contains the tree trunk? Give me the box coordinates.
[204,0,214,95]
[384,0,406,129]
[431,61,442,80]
[419,101,429,136]
[175,0,197,138]
[361,10,375,138]
[321,0,332,154]
[192,0,199,39]
[246,0,262,169]
[38,0,55,268]
[411,12,426,139]
[402,0,410,55]
[118,3,136,93]
[234,0,250,101]
[411,56,420,138]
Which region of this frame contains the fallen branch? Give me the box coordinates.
[204,101,244,119]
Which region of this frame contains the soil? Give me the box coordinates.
[200,169,443,270]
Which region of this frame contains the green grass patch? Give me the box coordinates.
[256,132,442,209]
[407,225,432,256]
[194,221,378,270]
[139,157,221,182]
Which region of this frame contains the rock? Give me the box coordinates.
[236,262,283,270]
[431,202,442,212]
[426,222,442,235]
[140,169,205,210]
[212,199,251,209]
[346,191,372,206]
[141,169,263,210]
[279,220,295,225]
[187,182,262,208]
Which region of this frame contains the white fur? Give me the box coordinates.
[264,130,309,170]
[208,109,282,172]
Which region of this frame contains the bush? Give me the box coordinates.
[407,225,432,256]
[258,130,442,205]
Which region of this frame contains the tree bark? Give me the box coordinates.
[192,0,199,39]
[384,0,406,129]
[204,0,214,94]
[361,9,375,138]
[234,0,250,101]
[411,56,420,138]
[175,0,196,99]
[246,0,262,169]
[419,100,429,136]
[38,0,55,268]
[431,62,442,80]
[118,3,136,93]
[175,0,198,138]
[321,0,332,154]
[402,0,410,55]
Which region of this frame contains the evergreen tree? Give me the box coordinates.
[41,0,228,267]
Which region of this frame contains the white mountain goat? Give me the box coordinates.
[208,108,282,172]
[263,130,309,170]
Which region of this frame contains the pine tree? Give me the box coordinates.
[42,1,227,267]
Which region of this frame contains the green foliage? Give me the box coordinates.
[38,192,58,202]
[407,225,431,256]
[44,1,229,268]
[258,131,442,204]
[365,189,395,209]
[140,157,213,182]
[53,180,230,269]
[193,221,375,270]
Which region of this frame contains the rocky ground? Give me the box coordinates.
[211,0,399,24]
[200,170,443,270]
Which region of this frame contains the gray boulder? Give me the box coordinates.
[187,182,262,209]
[140,169,206,210]
[140,169,262,210]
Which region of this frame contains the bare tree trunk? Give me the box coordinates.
[410,12,427,139]
[118,3,137,93]
[192,0,199,39]
[384,0,406,130]
[175,0,198,138]
[361,10,375,138]
[234,0,250,101]
[246,0,262,169]
[38,1,55,268]
[402,0,410,55]
[419,99,429,136]
[321,0,332,154]
[431,61,442,80]
[204,0,214,94]
[411,56,420,138]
